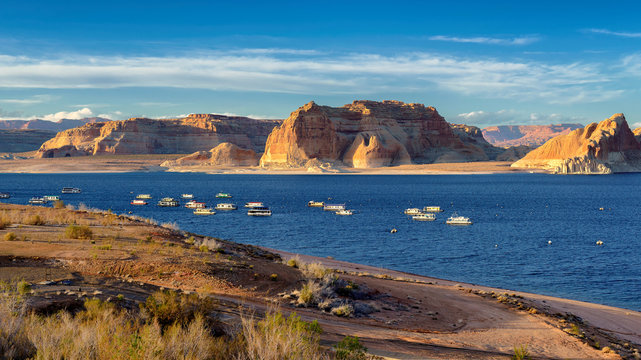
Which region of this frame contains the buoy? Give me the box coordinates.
[390,228,397,234]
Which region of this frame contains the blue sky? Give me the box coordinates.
[1,0,641,127]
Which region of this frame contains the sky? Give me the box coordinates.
[1,0,641,127]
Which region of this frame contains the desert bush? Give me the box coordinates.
[302,262,331,280]
[0,290,35,359]
[53,200,65,209]
[25,214,45,226]
[240,311,327,360]
[270,273,278,281]
[16,281,31,295]
[0,217,10,230]
[94,244,112,251]
[139,290,222,333]
[334,336,368,360]
[298,280,322,307]
[199,244,209,253]
[512,344,531,360]
[331,303,354,317]
[64,225,93,240]
[287,255,302,268]
[186,236,195,245]
[4,232,17,241]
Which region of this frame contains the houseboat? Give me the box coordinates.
[215,203,237,211]
[61,187,81,194]
[244,202,264,208]
[136,194,152,199]
[131,199,148,205]
[307,201,324,207]
[157,197,179,207]
[181,194,194,199]
[29,197,46,205]
[247,207,272,216]
[216,193,232,198]
[423,206,443,213]
[412,213,436,221]
[194,208,215,215]
[336,209,353,216]
[446,213,473,225]
[185,201,206,209]
[404,208,422,215]
[43,195,60,201]
[0,193,9,199]
[323,204,345,211]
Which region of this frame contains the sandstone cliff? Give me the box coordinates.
[36,114,281,158]
[162,142,259,168]
[511,114,641,174]
[260,100,491,169]
[482,124,583,147]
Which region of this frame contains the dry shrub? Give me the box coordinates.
[161,222,180,231]
[53,200,65,209]
[240,311,327,360]
[330,303,354,317]
[4,232,17,241]
[297,281,322,307]
[0,216,10,230]
[302,262,332,280]
[25,214,45,226]
[287,255,302,268]
[0,290,35,359]
[64,225,93,240]
[139,290,222,333]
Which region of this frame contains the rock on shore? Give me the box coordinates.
[260,100,497,169]
[35,114,280,158]
[511,114,641,174]
[161,142,260,168]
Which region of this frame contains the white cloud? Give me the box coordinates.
[0,50,627,105]
[428,35,539,45]
[587,28,641,38]
[42,107,93,121]
[454,109,590,126]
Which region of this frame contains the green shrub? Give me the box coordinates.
[512,344,531,360]
[25,215,45,226]
[298,281,321,306]
[65,225,93,240]
[199,244,209,252]
[335,336,368,360]
[269,273,278,281]
[4,232,17,241]
[17,280,31,295]
[287,258,299,268]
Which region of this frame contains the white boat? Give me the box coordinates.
[136,194,152,199]
[130,199,148,205]
[307,201,324,207]
[413,213,436,221]
[194,208,215,215]
[43,195,60,201]
[446,213,472,225]
[0,193,10,199]
[248,207,272,216]
[423,206,443,213]
[181,194,194,199]
[29,197,46,205]
[61,187,81,194]
[216,193,232,198]
[157,198,179,207]
[323,204,345,211]
[185,201,206,209]
[215,203,237,210]
[336,209,353,216]
[244,202,264,208]
[404,208,422,215]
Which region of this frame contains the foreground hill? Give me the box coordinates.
[482,123,583,147]
[511,114,641,174]
[35,114,281,158]
[0,203,632,359]
[260,100,515,169]
[0,117,109,132]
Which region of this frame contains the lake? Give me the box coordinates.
[1,172,640,310]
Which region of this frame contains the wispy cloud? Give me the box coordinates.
[0,50,626,104]
[455,109,590,126]
[0,94,55,105]
[428,35,539,45]
[587,28,641,38]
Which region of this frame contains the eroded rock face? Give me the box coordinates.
[162,142,259,168]
[260,100,489,168]
[511,114,641,174]
[482,124,583,147]
[35,114,280,158]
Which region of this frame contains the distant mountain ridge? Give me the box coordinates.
[0,117,110,132]
[482,124,583,147]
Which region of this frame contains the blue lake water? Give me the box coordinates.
[1,172,640,311]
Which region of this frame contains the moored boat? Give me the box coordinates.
[413,213,436,221]
[61,187,81,194]
[131,199,148,205]
[215,203,237,210]
[29,197,46,205]
[247,207,272,216]
[307,201,324,207]
[181,194,194,199]
[136,194,152,199]
[185,200,206,209]
[336,209,353,216]
[244,202,264,208]
[0,193,9,199]
[423,206,443,213]
[43,195,60,201]
[194,208,215,215]
[216,193,232,198]
[157,197,179,207]
[323,204,345,211]
[446,213,472,225]
[404,208,421,215]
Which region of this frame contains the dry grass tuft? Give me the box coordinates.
[64,225,93,240]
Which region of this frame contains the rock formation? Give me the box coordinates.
[511,114,641,174]
[36,114,280,158]
[162,142,260,168]
[260,100,491,168]
[0,130,57,153]
[482,124,583,147]
[634,127,641,143]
